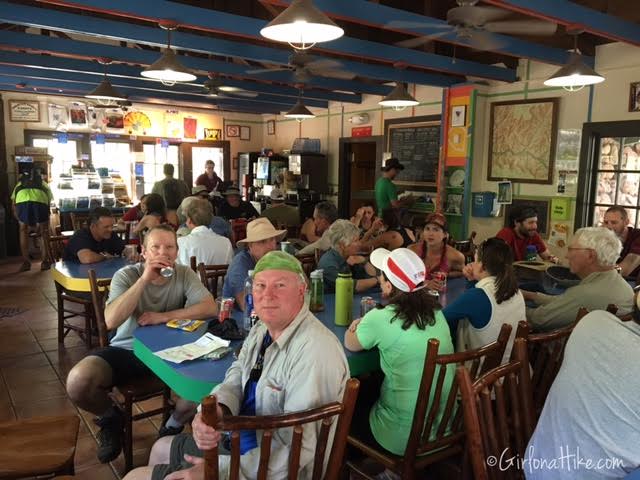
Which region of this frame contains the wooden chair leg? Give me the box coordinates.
[162,387,172,425]
[84,303,93,349]
[123,393,134,473]
[56,282,65,344]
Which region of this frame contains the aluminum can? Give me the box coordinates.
[433,271,447,291]
[360,296,376,317]
[218,297,235,323]
[160,266,174,278]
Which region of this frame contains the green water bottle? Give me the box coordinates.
[335,272,354,326]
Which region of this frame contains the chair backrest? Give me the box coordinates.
[88,269,112,348]
[402,323,512,476]
[514,318,579,418]
[70,213,89,231]
[457,338,534,480]
[45,234,67,264]
[297,253,317,278]
[201,378,360,480]
[277,222,302,241]
[190,255,198,273]
[230,219,248,248]
[197,263,229,299]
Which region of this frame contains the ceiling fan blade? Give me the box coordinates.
[485,20,557,36]
[318,68,356,80]
[227,90,259,98]
[246,66,290,75]
[448,6,510,26]
[305,58,343,70]
[467,30,505,51]
[385,20,452,30]
[394,30,452,48]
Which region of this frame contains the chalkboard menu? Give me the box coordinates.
[384,115,441,186]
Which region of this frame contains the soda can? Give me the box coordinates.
[360,296,376,317]
[217,297,235,323]
[433,271,447,291]
[160,266,174,278]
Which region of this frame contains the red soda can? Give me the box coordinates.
[218,297,234,323]
[433,271,447,292]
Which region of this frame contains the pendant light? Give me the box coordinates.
[260,0,344,50]
[544,31,604,92]
[284,89,315,121]
[141,22,197,86]
[378,82,419,111]
[85,59,127,106]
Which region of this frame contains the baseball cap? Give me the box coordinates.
[254,250,304,276]
[370,248,426,293]
[424,212,448,232]
[270,188,285,201]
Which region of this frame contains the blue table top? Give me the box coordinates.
[133,278,468,392]
[54,257,129,280]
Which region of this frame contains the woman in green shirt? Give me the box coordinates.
[344,247,455,467]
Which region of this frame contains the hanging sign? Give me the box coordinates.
[95,134,106,145]
[352,126,372,137]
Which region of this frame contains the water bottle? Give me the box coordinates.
[335,271,354,326]
[243,270,254,335]
[525,245,537,262]
[309,269,325,312]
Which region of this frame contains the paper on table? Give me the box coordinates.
[154,332,230,364]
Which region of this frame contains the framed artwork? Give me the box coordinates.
[488,98,559,184]
[450,105,466,127]
[9,100,40,122]
[497,180,513,204]
[105,111,124,129]
[204,128,222,140]
[183,117,197,139]
[629,82,640,112]
[504,198,551,238]
[48,103,67,129]
[68,103,87,126]
[267,119,275,135]
[226,124,240,137]
[240,125,251,141]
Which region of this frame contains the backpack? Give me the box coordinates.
[163,179,183,210]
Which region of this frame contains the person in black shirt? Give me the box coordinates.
[63,207,125,263]
[217,186,259,221]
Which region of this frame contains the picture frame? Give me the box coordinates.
[225,124,240,137]
[497,180,513,204]
[504,198,551,238]
[68,103,87,126]
[9,100,40,122]
[450,105,466,127]
[240,125,251,141]
[267,119,275,135]
[629,82,640,112]
[488,98,559,184]
[204,128,222,140]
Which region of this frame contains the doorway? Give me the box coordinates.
[338,136,384,218]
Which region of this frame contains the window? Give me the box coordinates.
[593,136,640,227]
[90,140,134,202]
[142,143,179,194]
[192,146,224,184]
[32,137,79,202]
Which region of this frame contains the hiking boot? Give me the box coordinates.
[158,424,184,438]
[94,408,123,463]
[17,261,31,272]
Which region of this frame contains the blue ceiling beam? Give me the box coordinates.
[0,53,330,108]
[265,0,577,67]
[483,0,640,47]
[3,1,458,87]
[0,72,286,114]
[34,0,514,82]
[0,30,382,98]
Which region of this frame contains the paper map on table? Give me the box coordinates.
[154,333,230,364]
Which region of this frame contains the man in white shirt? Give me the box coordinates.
[177,199,233,267]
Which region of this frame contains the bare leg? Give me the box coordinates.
[122,466,154,480]
[39,221,51,265]
[18,222,30,264]
[170,398,197,425]
[149,436,174,466]
[66,355,114,415]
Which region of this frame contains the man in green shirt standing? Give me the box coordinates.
[374,158,414,216]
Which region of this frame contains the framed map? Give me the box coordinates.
[488,98,559,184]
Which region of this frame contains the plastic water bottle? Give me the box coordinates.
[309,269,325,312]
[335,272,354,326]
[243,270,254,335]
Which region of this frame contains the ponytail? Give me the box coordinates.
[478,238,519,304]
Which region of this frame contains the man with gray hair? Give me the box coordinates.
[297,201,338,255]
[523,227,634,331]
[317,219,378,293]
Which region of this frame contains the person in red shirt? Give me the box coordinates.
[603,205,640,278]
[496,207,558,263]
[194,159,221,192]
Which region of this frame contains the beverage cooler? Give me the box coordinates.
[288,153,328,193]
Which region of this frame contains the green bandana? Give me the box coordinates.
[254,251,304,276]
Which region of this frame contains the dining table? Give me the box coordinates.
[52,257,129,292]
[133,277,469,403]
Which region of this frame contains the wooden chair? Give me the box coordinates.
[277,222,302,241]
[45,234,67,265]
[230,219,248,248]
[88,269,173,473]
[197,263,229,299]
[346,324,513,480]
[70,212,89,231]
[190,255,198,273]
[0,415,80,479]
[201,378,360,480]
[457,338,534,480]
[297,253,317,278]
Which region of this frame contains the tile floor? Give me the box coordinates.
[0,257,166,479]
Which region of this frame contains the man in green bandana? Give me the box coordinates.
[128,251,349,480]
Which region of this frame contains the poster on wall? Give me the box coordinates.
[9,100,40,122]
[48,103,68,130]
[105,111,124,129]
[68,103,88,126]
[183,117,197,139]
[124,111,151,135]
[165,109,182,138]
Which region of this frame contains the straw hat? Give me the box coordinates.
[192,185,208,195]
[237,218,286,245]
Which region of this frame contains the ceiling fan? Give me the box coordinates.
[246,49,355,81]
[203,75,259,98]
[388,0,557,51]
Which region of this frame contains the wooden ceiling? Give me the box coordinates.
[0,0,638,114]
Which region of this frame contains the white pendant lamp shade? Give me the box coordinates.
[284,98,315,121]
[260,0,344,49]
[543,54,604,92]
[378,83,419,111]
[141,48,197,86]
